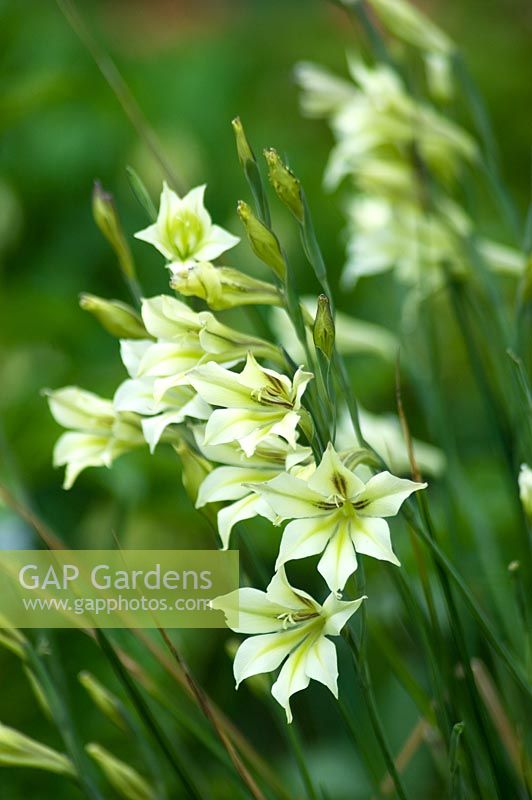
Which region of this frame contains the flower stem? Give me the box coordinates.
[345,629,410,800]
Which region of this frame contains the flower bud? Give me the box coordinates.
[263,148,304,222]
[86,743,154,800]
[79,671,127,730]
[92,181,136,280]
[170,261,281,309]
[173,437,222,531]
[237,201,286,280]
[23,667,53,720]
[518,464,532,517]
[173,438,213,507]
[313,294,335,359]
[0,723,76,777]
[0,615,27,659]
[231,117,255,170]
[79,294,150,340]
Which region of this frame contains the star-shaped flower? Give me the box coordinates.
[249,443,426,593]
[188,353,313,457]
[135,183,240,271]
[212,567,366,722]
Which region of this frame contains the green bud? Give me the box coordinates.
[92,181,136,280]
[313,294,335,359]
[23,667,53,720]
[79,671,127,730]
[237,200,286,280]
[173,438,213,507]
[0,616,27,659]
[0,722,76,777]
[173,438,222,530]
[231,117,255,169]
[263,148,304,222]
[86,743,154,800]
[79,294,150,339]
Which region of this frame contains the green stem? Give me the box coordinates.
[96,630,204,800]
[402,504,531,699]
[345,629,410,800]
[57,0,181,191]
[26,639,104,799]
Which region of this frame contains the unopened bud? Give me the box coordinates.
[313,294,335,359]
[231,117,255,169]
[0,723,76,777]
[86,743,154,800]
[92,181,136,280]
[80,294,149,339]
[263,148,304,222]
[23,667,53,720]
[173,438,213,507]
[237,201,286,280]
[79,671,127,730]
[0,615,26,659]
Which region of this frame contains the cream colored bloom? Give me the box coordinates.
[518,464,532,517]
[113,296,284,451]
[135,182,239,271]
[342,195,525,287]
[296,59,475,194]
[195,431,312,548]
[170,261,281,310]
[211,567,366,722]
[250,443,426,593]
[113,340,210,453]
[47,387,144,488]
[189,353,313,457]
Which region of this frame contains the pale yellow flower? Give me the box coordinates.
[212,567,366,722]
[249,443,426,593]
[135,182,239,271]
[189,353,313,457]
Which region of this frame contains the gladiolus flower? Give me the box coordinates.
[135,182,239,270]
[249,443,426,593]
[189,353,313,457]
[212,567,366,722]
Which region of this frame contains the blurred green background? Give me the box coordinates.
[0,0,530,797]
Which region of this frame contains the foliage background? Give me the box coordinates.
[0,0,530,797]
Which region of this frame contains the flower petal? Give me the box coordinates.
[233,627,307,688]
[322,594,366,636]
[354,471,426,517]
[196,467,275,507]
[266,566,320,613]
[249,473,333,520]
[47,387,114,431]
[119,340,153,378]
[350,515,400,565]
[141,295,200,339]
[217,495,275,549]
[275,516,336,569]
[307,442,364,500]
[189,362,260,409]
[114,378,161,415]
[193,226,240,262]
[211,587,288,634]
[304,635,338,698]
[317,519,358,593]
[271,636,314,722]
